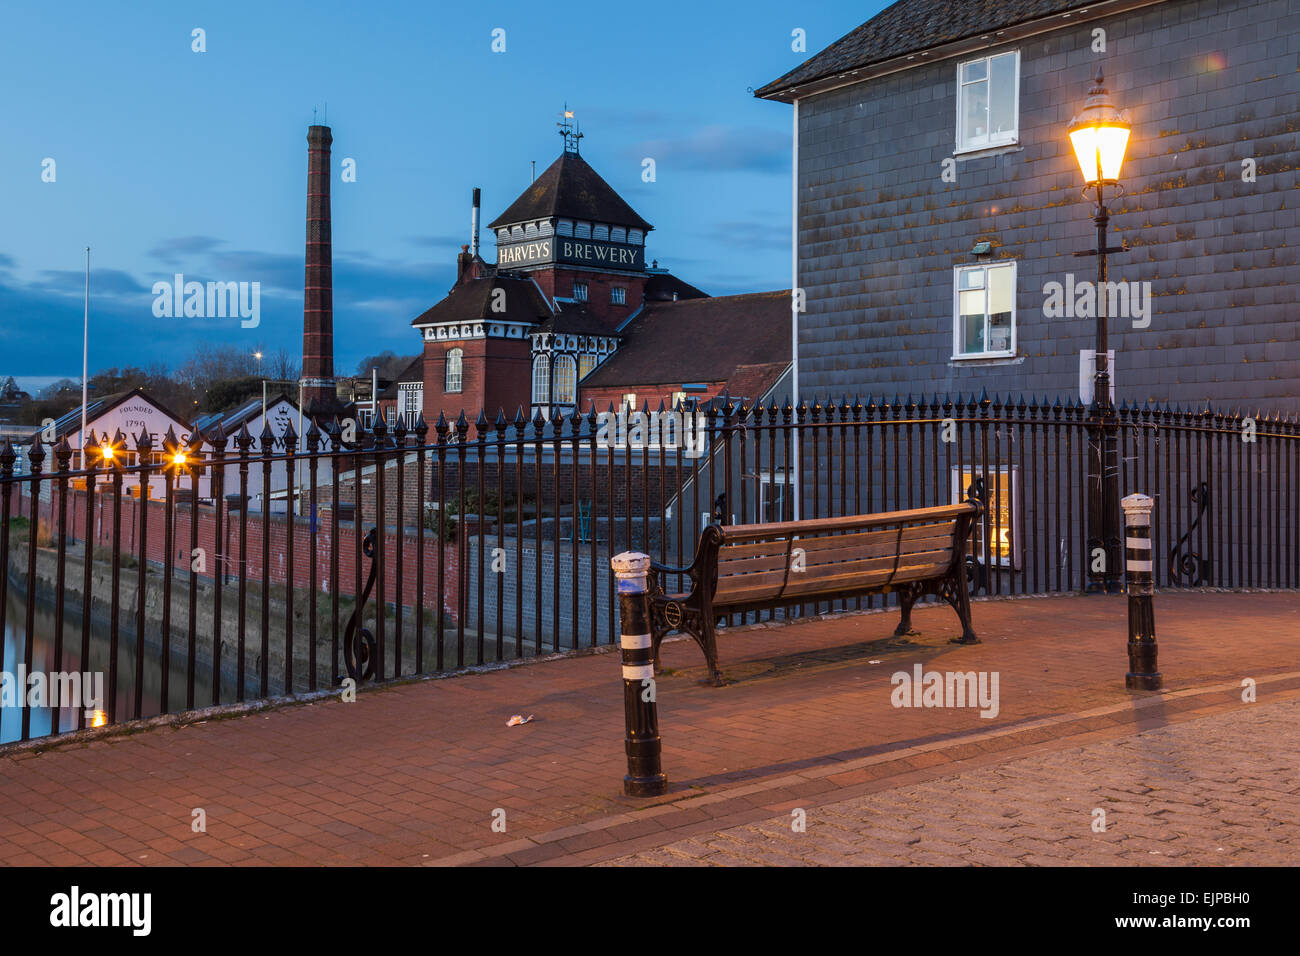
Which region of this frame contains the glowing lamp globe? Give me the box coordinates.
[1068,68,1131,185]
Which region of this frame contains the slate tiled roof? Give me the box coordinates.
[48,387,193,441]
[581,290,791,389]
[756,0,1102,100]
[644,272,708,302]
[537,302,626,337]
[488,151,652,232]
[410,275,552,327]
[376,357,425,401]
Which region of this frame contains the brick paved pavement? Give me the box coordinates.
[601,696,1300,866]
[0,590,1295,865]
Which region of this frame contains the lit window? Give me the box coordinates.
[953,261,1016,358]
[445,347,463,393]
[622,392,637,412]
[952,467,1021,568]
[671,390,687,409]
[611,287,626,305]
[578,353,597,380]
[956,50,1019,152]
[531,356,550,405]
[573,282,588,302]
[553,356,577,405]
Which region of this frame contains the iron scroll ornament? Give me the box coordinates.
[340,527,379,682]
[1169,481,1211,586]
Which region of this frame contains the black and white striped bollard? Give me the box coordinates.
[1122,493,1162,691]
[611,551,667,797]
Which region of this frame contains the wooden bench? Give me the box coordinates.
[647,483,984,685]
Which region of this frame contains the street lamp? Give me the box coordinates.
[1069,66,1131,595]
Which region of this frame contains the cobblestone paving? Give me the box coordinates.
[602,697,1300,866]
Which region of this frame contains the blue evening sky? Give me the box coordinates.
[0,0,888,389]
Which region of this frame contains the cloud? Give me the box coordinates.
[30,268,150,298]
[147,235,226,264]
[624,124,789,174]
[694,219,790,251]
[0,253,16,272]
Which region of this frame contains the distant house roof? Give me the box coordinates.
[410,274,553,328]
[581,290,791,393]
[48,387,192,442]
[377,357,424,401]
[488,151,653,232]
[192,392,300,438]
[538,302,626,337]
[756,0,1106,101]
[643,272,708,303]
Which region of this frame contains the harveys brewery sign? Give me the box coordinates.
[497,235,644,271]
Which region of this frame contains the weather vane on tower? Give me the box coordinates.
[557,104,583,154]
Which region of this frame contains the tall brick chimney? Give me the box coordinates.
[301,124,340,417]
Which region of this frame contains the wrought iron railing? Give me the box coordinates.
[1,394,1296,743]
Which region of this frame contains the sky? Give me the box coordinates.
[0,0,888,389]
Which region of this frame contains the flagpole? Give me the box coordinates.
[80,246,89,471]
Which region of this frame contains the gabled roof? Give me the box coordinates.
[644,272,708,302]
[377,356,424,401]
[193,393,301,437]
[581,290,791,390]
[488,151,652,232]
[756,0,1107,101]
[410,274,553,328]
[537,302,625,338]
[48,387,193,442]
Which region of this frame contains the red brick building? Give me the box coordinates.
[400,120,791,425]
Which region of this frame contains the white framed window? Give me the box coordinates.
[758,472,794,523]
[956,50,1019,153]
[953,261,1016,359]
[573,281,588,302]
[385,407,396,427]
[951,466,1021,569]
[611,286,626,305]
[531,355,550,405]
[578,353,598,380]
[445,347,463,393]
[553,355,577,405]
[400,383,423,427]
[622,392,637,412]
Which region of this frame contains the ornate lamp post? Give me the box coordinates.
[1069,67,1131,594]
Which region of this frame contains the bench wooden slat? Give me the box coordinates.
[714,558,952,603]
[718,527,957,573]
[718,502,977,543]
[713,548,953,602]
[719,520,957,560]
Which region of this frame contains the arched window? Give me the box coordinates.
[445,348,463,393]
[531,355,550,406]
[553,356,577,405]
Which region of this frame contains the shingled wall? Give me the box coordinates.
[794,0,1298,411]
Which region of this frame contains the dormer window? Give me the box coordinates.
[956,50,1019,152]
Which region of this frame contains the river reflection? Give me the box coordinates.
[2,590,212,744]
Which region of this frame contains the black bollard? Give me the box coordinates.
[611,552,667,797]
[1122,493,1162,691]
